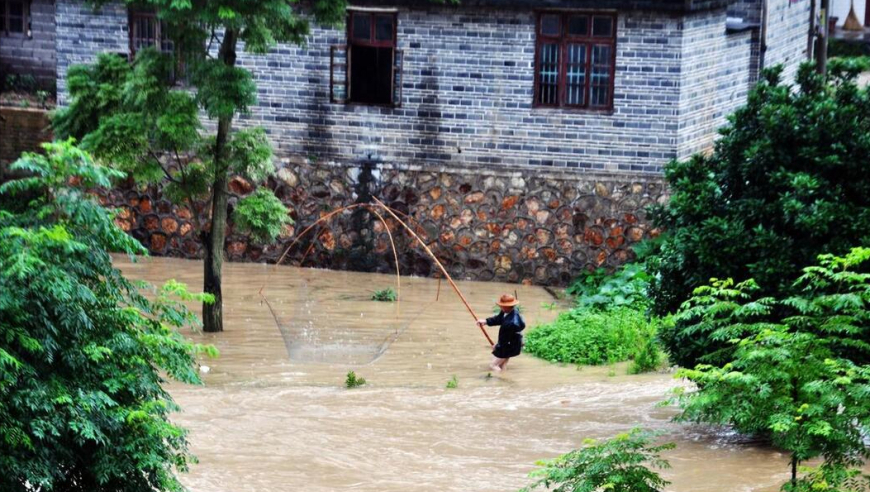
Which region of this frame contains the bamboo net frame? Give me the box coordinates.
[258,199,495,347]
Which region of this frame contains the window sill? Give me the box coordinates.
[342,101,401,109]
[532,105,615,116]
[1,32,31,38]
[725,20,760,34]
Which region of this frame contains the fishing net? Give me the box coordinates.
[261,271,435,365]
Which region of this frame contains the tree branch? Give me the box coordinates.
[148,149,181,184]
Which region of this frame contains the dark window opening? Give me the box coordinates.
[534,11,616,110]
[347,10,398,105]
[350,45,394,104]
[1,0,29,36]
[129,10,191,84]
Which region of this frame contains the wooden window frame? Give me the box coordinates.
[128,10,172,58]
[533,11,617,112]
[344,9,401,107]
[1,0,30,37]
[128,9,188,85]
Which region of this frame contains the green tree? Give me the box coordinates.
[0,141,216,491]
[671,248,870,491]
[53,0,347,332]
[521,428,674,492]
[649,60,870,324]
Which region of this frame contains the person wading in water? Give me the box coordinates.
[477,294,525,372]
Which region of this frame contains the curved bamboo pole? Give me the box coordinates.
[259,199,494,348]
[372,197,494,346]
[260,202,401,305]
[365,205,401,310]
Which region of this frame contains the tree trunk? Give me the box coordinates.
[202,29,238,333]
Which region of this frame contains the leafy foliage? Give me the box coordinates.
[345,371,366,388]
[371,288,397,302]
[446,375,459,389]
[0,142,215,492]
[649,63,870,325]
[52,0,349,332]
[525,307,650,366]
[670,248,870,490]
[629,320,667,374]
[662,247,870,368]
[567,263,651,310]
[233,187,293,243]
[521,428,674,492]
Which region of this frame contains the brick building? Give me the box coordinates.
[50,0,812,173]
[3,0,816,283]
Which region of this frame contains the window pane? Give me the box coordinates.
[537,43,560,105]
[375,15,393,42]
[567,16,588,36]
[565,44,587,106]
[9,2,23,17]
[540,14,560,36]
[352,14,371,41]
[592,16,613,37]
[9,17,24,33]
[590,45,612,107]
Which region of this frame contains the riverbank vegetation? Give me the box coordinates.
[525,250,666,373]
[522,429,674,492]
[526,63,870,492]
[0,141,215,491]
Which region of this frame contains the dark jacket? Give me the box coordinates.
[486,309,526,358]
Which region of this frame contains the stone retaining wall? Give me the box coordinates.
[99,158,666,286]
[0,106,52,177]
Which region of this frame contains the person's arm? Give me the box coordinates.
[485,312,504,327]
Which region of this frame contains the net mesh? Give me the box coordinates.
[262,272,433,365]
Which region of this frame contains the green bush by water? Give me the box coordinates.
[521,428,674,492]
[566,262,651,311]
[525,307,650,366]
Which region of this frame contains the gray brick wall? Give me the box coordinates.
[677,8,754,158]
[0,0,56,88]
[55,0,128,105]
[764,0,811,83]
[233,7,683,174]
[54,0,810,173]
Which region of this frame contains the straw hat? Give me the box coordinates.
[496,294,519,307]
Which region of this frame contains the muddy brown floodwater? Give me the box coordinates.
[115,255,792,492]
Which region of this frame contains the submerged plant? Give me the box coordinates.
[521,428,674,492]
[345,371,366,388]
[446,375,458,389]
[371,288,397,302]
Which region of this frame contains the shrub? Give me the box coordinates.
[371,288,397,302]
[650,64,870,319]
[670,248,870,490]
[446,375,458,389]
[628,319,667,374]
[345,371,366,388]
[233,187,293,243]
[650,63,870,365]
[0,141,216,491]
[521,428,674,492]
[567,262,651,311]
[525,307,649,366]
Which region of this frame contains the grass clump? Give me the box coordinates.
[371,288,397,302]
[628,319,667,374]
[446,375,458,389]
[345,371,366,388]
[525,306,649,366]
